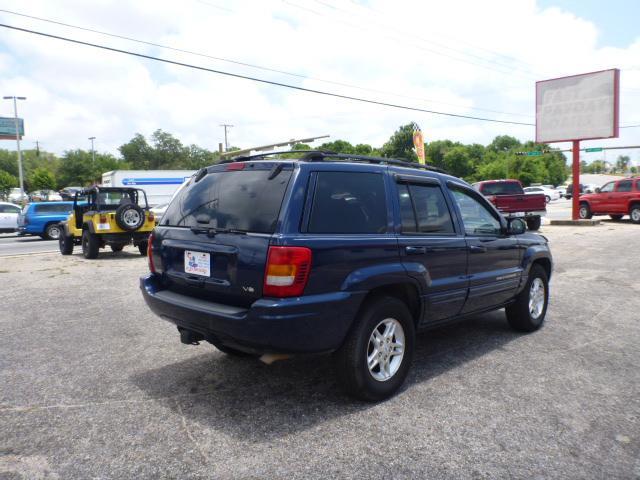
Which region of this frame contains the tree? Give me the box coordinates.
[119,133,154,169]
[443,146,474,179]
[319,140,355,154]
[0,170,18,199]
[29,167,56,190]
[487,135,520,152]
[380,123,418,162]
[615,155,630,174]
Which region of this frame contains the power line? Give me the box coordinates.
[282,0,534,81]
[0,22,537,126]
[0,7,532,118]
[309,0,538,78]
[2,22,639,131]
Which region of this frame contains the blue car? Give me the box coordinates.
[18,202,74,240]
[141,151,553,400]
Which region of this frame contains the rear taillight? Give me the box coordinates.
[488,195,497,203]
[263,246,312,298]
[148,212,154,223]
[147,233,156,273]
[99,214,108,223]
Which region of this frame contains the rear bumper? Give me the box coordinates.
[503,210,546,218]
[18,225,40,234]
[140,274,366,354]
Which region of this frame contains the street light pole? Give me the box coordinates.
[89,136,96,163]
[3,96,26,201]
[219,124,233,152]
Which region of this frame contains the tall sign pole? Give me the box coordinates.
[572,141,580,220]
[3,96,27,201]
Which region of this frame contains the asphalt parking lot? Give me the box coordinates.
[1,223,639,479]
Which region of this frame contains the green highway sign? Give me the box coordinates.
[0,117,25,139]
[585,147,603,152]
[527,151,542,156]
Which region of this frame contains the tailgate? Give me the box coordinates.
[158,227,270,307]
[155,161,294,308]
[492,194,545,213]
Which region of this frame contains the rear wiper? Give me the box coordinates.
[190,226,247,236]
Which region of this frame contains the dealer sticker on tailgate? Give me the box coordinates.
[184,250,210,277]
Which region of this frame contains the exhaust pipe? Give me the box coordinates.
[179,328,204,345]
[259,353,292,364]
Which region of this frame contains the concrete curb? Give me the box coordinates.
[549,219,601,226]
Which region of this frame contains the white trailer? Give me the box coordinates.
[101,170,196,206]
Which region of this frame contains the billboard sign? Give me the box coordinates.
[536,69,619,143]
[0,116,25,140]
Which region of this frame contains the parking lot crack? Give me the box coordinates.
[175,398,209,466]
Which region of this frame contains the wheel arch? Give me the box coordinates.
[357,282,422,327]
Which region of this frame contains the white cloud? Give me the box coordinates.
[0,0,638,164]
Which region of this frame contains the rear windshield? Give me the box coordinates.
[161,164,293,233]
[33,203,73,214]
[479,182,523,195]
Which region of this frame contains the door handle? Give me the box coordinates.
[468,245,487,253]
[405,246,427,255]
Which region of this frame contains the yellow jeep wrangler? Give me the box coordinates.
[59,186,155,259]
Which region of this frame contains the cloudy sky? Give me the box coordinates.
[0,0,638,164]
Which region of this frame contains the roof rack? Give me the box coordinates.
[223,150,449,174]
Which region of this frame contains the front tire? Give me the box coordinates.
[579,202,592,219]
[333,296,415,401]
[138,241,148,256]
[545,195,551,203]
[81,230,99,259]
[59,234,73,255]
[506,264,549,332]
[526,216,541,231]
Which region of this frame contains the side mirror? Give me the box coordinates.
[507,217,526,235]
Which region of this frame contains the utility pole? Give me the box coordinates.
[219,124,233,152]
[3,96,26,201]
[89,136,96,163]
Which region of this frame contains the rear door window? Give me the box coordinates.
[617,180,632,192]
[0,204,21,214]
[34,204,73,214]
[308,172,387,233]
[162,164,293,233]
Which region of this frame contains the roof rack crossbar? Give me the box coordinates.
[224,150,448,174]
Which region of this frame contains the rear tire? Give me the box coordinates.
[59,234,73,255]
[545,195,550,203]
[506,264,549,332]
[44,223,62,240]
[526,216,541,231]
[110,244,124,252]
[630,205,640,224]
[333,296,415,401]
[81,230,99,259]
[579,203,592,219]
[138,241,148,256]
[609,214,623,221]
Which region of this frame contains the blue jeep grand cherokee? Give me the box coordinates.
[141,151,552,400]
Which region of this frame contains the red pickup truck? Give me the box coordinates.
[473,179,546,231]
[578,177,640,223]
